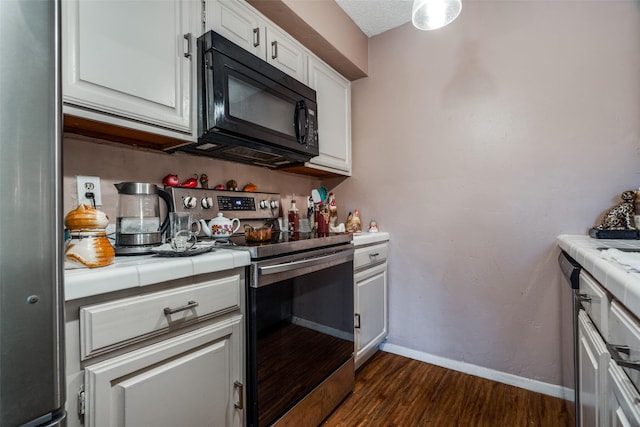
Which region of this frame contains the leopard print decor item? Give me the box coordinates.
[596,190,637,230]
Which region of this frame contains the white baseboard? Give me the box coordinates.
[380,342,574,402]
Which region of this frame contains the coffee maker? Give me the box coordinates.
[114,182,174,255]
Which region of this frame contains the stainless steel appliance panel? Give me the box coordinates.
[0,0,66,425]
[558,251,580,426]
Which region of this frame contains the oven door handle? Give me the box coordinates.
[258,251,350,276]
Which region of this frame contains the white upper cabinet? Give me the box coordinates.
[205,0,306,82]
[307,56,352,175]
[265,25,307,83]
[62,0,197,137]
[206,0,263,57]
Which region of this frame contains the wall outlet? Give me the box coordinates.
[77,176,102,207]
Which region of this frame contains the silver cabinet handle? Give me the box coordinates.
[271,41,278,59]
[577,293,592,304]
[163,300,198,315]
[607,344,640,371]
[234,381,244,409]
[355,313,361,329]
[184,33,192,59]
[253,28,260,47]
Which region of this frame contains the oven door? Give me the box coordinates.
[246,246,354,427]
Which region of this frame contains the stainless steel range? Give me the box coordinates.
[168,187,281,228]
[168,187,355,427]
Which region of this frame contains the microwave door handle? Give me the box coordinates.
[202,49,214,131]
[303,101,309,144]
[294,100,309,144]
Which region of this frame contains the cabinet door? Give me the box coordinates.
[307,56,352,175]
[355,263,387,367]
[205,0,306,82]
[608,360,640,426]
[84,317,243,427]
[62,0,193,133]
[265,26,307,83]
[206,0,264,57]
[578,310,609,427]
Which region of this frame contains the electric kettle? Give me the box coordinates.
[114,182,174,255]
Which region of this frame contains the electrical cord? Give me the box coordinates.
[85,192,96,209]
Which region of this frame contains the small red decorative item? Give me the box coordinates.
[180,174,199,188]
[162,174,179,187]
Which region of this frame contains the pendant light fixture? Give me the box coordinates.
[412,0,462,31]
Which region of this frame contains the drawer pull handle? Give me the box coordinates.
[607,343,640,371]
[234,381,244,409]
[163,300,199,316]
[576,293,592,305]
[253,28,260,47]
[183,33,192,59]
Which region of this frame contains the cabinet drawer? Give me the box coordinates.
[80,275,240,360]
[579,271,609,338]
[609,301,640,391]
[354,243,388,271]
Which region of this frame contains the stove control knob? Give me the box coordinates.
[259,200,268,209]
[183,196,197,209]
[201,197,214,209]
[270,200,279,210]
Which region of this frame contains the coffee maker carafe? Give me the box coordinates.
[114,182,174,255]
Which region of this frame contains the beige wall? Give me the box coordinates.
[330,0,640,387]
[62,135,320,222]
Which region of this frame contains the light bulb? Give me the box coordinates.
[412,0,462,31]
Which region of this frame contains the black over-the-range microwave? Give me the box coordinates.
[174,30,319,169]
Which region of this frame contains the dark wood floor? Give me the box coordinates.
[323,351,574,427]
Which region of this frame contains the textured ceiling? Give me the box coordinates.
[335,0,413,37]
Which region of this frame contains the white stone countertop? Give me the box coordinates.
[558,234,640,318]
[352,231,390,246]
[64,247,251,301]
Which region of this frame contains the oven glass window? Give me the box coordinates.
[248,261,354,427]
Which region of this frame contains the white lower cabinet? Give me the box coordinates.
[353,239,389,369]
[84,318,242,427]
[608,360,640,427]
[65,270,245,427]
[578,310,609,427]
[573,270,640,427]
[355,263,387,367]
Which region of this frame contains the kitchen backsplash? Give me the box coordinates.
[63,134,322,223]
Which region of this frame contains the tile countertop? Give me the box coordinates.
[64,248,251,301]
[558,234,640,318]
[352,231,390,246]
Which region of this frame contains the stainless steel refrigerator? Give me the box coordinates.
[0,0,66,425]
